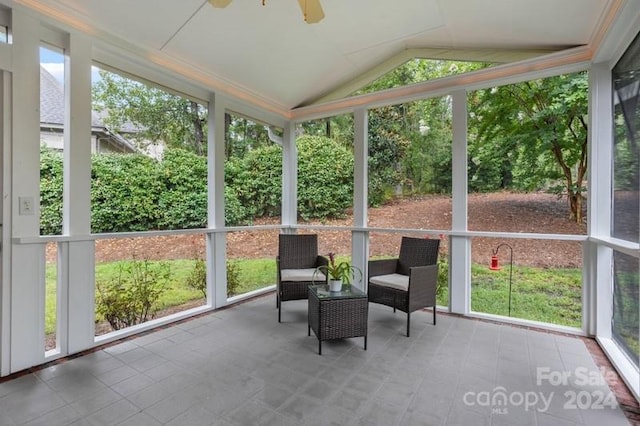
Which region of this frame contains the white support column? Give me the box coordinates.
[64,31,95,354]
[1,71,11,376]
[10,10,46,372]
[63,33,92,235]
[207,93,227,308]
[352,108,368,291]
[588,63,613,337]
[449,89,470,315]
[281,121,297,231]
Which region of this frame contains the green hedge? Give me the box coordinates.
[157,149,208,229]
[297,136,353,220]
[91,153,165,232]
[39,135,354,234]
[40,149,64,235]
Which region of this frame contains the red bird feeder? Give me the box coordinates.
[489,243,515,316]
[490,255,500,270]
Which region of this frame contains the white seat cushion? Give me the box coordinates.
[281,268,325,282]
[369,273,409,291]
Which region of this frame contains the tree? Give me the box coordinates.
[93,70,285,160]
[362,59,487,203]
[224,113,274,159]
[92,69,208,155]
[298,114,354,148]
[469,72,588,222]
[403,96,453,194]
[367,105,411,205]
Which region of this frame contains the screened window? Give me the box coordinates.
[611,30,640,369]
[612,31,640,244]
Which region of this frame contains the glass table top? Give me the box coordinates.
[309,284,367,300]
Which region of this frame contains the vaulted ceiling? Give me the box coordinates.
[16,0,619,112]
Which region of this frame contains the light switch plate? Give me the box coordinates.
[19,196,35,215]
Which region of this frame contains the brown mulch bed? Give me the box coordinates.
[46,192,586,268]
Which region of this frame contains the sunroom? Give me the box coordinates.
[0,0,638,423]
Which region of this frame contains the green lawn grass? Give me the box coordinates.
[235,258,276,294]
[470,264,582,327]
[44,264,58,336]
[45,257,583,334]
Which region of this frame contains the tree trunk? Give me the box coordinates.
[550,136,587,224]
[568,191,584,223]
[224,113,232,159]
[190,101,204,156]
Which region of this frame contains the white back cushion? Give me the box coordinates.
[281,268,325,282]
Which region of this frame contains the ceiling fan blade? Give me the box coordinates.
[297,0,324,23]
[209,0,232,8]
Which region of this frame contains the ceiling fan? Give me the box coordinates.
[208,0,325,24]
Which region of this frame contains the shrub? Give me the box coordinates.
[40,137,356,233]
[186,258,207,298]
[158,149,207,229]
[224,186,251,225]
[240,144,283,218]
[95,258,171,330]
[224,145,282,224]
[227,135,354,222]
[91,153,164,232]
[297,135,353,220]
[40,148,64,235]
[185,257,243,298]
[437,257,449,301]
[227,260,241,297]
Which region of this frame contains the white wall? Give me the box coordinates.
[8,9,47,373]
[40,131,64,150]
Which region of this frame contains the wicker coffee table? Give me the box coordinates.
[308,284,368,355]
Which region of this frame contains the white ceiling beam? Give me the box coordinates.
[292,46,592,122]
[307,47,562,106]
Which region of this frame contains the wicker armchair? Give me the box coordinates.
[368,236,440,337]
[277,234,328,322]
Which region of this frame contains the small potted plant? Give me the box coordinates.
[316,252,362,292]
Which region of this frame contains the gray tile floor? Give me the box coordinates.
[0,294,632,425]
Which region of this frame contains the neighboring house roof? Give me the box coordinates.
[39,65,138,153]
[40,64,64,127]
